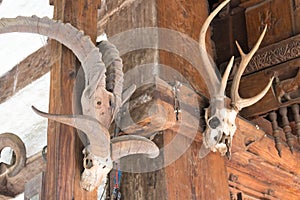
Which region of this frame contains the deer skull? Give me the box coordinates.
[199,0,274,158]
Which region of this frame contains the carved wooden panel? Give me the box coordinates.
[212,6,248,65]
[233,59,300,117]
[227,34,300,79]
[245,0,293,48]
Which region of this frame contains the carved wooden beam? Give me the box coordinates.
[119,78,205,142]
[228,60,300,118]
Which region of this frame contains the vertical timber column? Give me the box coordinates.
[46,0,100,199]
[100,0,230,199]
[157,0,231,199]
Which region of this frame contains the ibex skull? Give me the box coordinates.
[0,16,159,191]
[199,0,274,158]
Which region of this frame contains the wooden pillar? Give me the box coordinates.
[157,1,230,199]
[100,0,230,199]
[45,0,100,199]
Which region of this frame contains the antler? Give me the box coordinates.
[199,0,274,159]
[199,0,231,96]
[230,26,274,111]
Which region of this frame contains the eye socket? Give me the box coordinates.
[84,158,93,169]
[208,116,221,129]
[97,101,102,106]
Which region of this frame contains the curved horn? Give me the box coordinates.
[231,25,274,110]
[0,133,26,177]
[32,106,110,158]
[97,40,124,120]
[111,135,159,161]
[0,16,106,90]
[199,0,230,96]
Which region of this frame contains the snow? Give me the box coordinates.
[0,0,53,76]
[0,0,53,199]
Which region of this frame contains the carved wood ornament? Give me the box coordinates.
[275,67,300,103]
[0,133,26,196]
[0,16,159,191]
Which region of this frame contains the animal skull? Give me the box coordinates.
[0,16,159,191]
[199,0,274,158]
[80,147,113,191]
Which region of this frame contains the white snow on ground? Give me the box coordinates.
[0,0,53,199]
[0,0,53,155]
[0,73,50,157]
[0,0,53,76]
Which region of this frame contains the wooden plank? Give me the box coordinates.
[0,152,46,198]
[232,60,300,117]
[100,0,230,199]
[163,129,230,200]
[245,0,293,48]
[294,0,300,33]
[223,34,300,79]
[45,0,98,199]
[0,45,52,104]
[119,81,204,142]
[24,172,45,200]
[156,0,230,199]
[227,151,300,200]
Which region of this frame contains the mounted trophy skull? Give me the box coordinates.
[0,0,273,191]
[0,16,159,191]
[199,0,274,158]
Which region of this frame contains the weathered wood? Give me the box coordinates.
[0,151,46,198]
[231,60,300,117]
[45,0,99,199]
[24,172,45,200]
[227,151,300,200]
[157,0,230,198]
[223,34,300,79]
[0,45,52,104]
[101,0,231,199]
[164,130,230,200]
[119,80,204,142]
[245,0,293,48]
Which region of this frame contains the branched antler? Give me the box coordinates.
[199,0,274,158]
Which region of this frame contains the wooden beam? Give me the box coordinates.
[101,0,231,199]
[0,152,46,199]
[227,151,300,200]
[230,60,300,118]
[45,0,98,199]
[0,45,53,104]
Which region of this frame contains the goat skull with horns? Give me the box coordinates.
[0,16,159,191]
[199,0,274,159]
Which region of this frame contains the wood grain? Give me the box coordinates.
[45,0,98,199]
